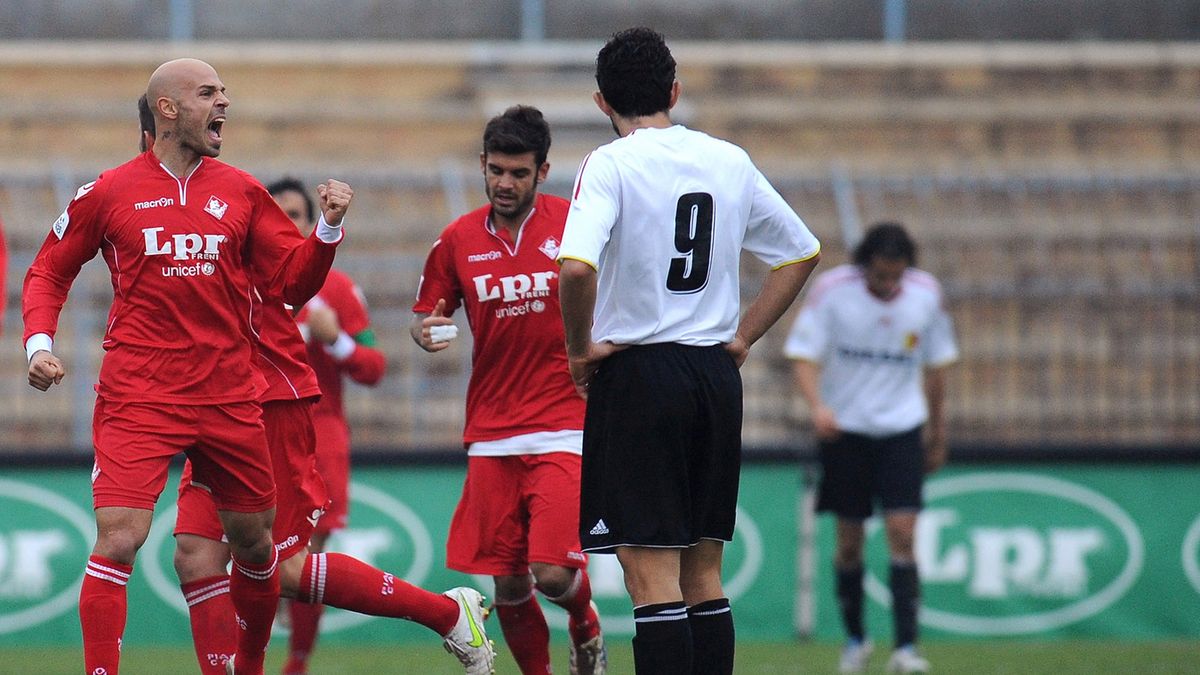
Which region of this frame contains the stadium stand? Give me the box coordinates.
[1,42,1197,453]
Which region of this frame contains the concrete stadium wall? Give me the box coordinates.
[1,0,1199,41]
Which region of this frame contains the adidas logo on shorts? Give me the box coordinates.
[589,519,609,535]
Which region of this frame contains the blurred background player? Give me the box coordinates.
[266,176,388,674]
[133,100,497,675]
[23,58,345,675]
[0,212,6,336]
[557,27,820,675]
[411,105,606,675]
[784,222,958,674]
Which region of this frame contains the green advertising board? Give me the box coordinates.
[0,464,801,647]
[0,463,1196,647]
[809,465,1200,641]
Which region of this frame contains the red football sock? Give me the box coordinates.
[298,552,458,635]
[495,592,551,675]
[545,569,600,644]
[229,548,280,675]
[182,575,236,675]
[81,555,131,675]
[283,599,325,674]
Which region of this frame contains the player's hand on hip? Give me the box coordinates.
[724,333,751,368]
[418,299,457,353]
[305,304,341,344]
[924,434,948,474]
[28,351,66,391]
[568,341,624,399]
[812,404,841,440]
[317,179,354,226]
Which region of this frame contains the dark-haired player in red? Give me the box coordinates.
[266,177,387,674]
[23,58,344,675]
[412,105,606,675]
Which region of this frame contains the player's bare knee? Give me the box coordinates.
[680,573,724,606]
[92,532,144,565]
[531,563,575,599]
[835,535,866,566]
[492,573,535,604]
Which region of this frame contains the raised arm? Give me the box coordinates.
[252,179,351,307]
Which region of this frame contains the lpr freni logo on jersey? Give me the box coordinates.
[472,271,556,318]
[142,226,225,278]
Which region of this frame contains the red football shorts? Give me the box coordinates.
[174,399,328,562]
[311,412,350,535]
[446,453,588,576]
[92,398,275,513]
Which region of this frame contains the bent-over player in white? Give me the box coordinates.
[785,221,957,675]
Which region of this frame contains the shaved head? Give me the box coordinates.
[146,58,219,118]
[143,58,229,171]
[147,58,217,105]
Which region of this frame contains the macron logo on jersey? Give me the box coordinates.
[134,197,174,210]
[467,250,503,263]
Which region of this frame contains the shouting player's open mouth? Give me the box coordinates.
[207,116,225,144]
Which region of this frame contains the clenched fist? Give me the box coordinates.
[28,350,66,391]
[317,179,353,227]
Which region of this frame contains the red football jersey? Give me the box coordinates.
[255,291,322,403]
[23,151,338,404]
[296,268,385,420]
[413,193,584,444]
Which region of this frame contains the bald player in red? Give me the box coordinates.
[23,58,345,675]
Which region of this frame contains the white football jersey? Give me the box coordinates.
[784,264,959,437]
[559,125,820,346]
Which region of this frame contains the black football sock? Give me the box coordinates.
[633,601,692,674]
[836,564,866,642]
[889,560,920,648]
[688,597,734,675]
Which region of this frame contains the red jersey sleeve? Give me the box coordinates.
[22,177,109,344]
[328,272,370,335]
[412,227,463,316]
[246,181,338,307]
[325,271,385,386]
[340,338,386,386]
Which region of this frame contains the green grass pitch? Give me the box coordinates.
[8,639,1199,673]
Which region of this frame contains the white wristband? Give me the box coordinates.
[323,331,357,361]
[314,213,344,243]
[429,325,458,344]
[25,333,53,363]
